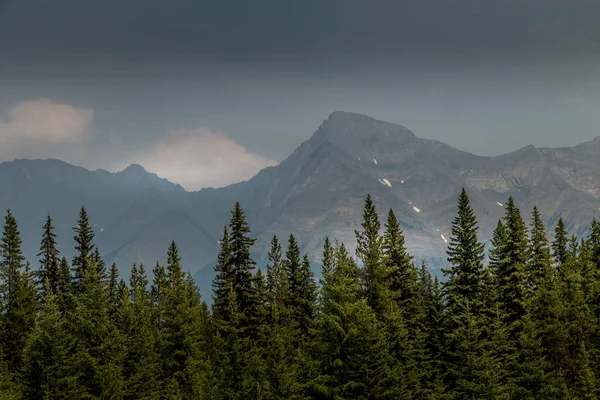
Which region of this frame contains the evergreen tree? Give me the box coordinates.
[441,189,488,395]
[212,226,233,324]
[107,263,120,319]
[37,214,62,299]
[68,262,125,398]
[160,242,212,398]
[71,206,95,291]
[266,235,287,325]
[305,241,397,399]
[0,209,37,373]
[228,203,257,317]
[488,220,507,272]
[552,217,569,268]
[284,236,316,339]
[92,247,107,283]
[497,196,529,326]
[0,350,21,399]
[354,194,385,314]
[21,279,81,398]
[382,208,419,322]
[443,188,486,308]
[528,205,552,293]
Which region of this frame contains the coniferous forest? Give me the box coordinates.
[2,189,600,399]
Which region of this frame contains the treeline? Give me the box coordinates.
[0,190,600,398]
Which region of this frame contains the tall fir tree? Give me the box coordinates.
[21,279,81,398]
[443,188,486,309]
[382,208,419,322]
[354,194,385,314]
[71,206,95,291]
[284,235,317,339]
[441,189,488,395]
[0,209,37,374]
[37,214,62,299]
[67,261,125,398]
[527,206,552,293]
[228,202,257,317]
[212,226,233,324]
[497,196,529,326]
[305,240,398,399]
[552,217,569,268]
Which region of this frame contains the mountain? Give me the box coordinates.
[1,112,600,297]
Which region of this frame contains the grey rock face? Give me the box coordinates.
[1,112,599,295]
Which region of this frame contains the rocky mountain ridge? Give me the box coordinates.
[1,112,600,296]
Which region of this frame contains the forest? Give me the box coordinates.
[0,188,599,399]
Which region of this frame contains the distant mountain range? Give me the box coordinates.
[2,111,600,297]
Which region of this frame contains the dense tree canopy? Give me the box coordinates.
[1,191,599,398]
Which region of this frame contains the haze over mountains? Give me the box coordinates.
[2,111,600,296]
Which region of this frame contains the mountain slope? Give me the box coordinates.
[0,112,599,297]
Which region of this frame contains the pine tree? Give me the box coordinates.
[266,235,287,325]
[160,242,212,398]
[68,261,125,398]
[0,350,21,399]
[382,208,419,322]
[488,220,507,272]
[118,265,162,399]
[497,196,529,326]
[212,226,233,324]
[305,241,396,399]
[107,263,120,319]
[355,194,385,314]
[37,214,62,299]
[527,206,552,293]
[21,279,81,398]
[72,206,95,291]
[228,203,257,317]
[0,209,37,373]
[284,236,316,340]
[552,217,569,268]
[441,189,488,395]
[92,247,107,283]
[444,188,486,309]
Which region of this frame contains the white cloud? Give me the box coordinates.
[0,99,93,143]
[0,99,94,162]
[126,128,278,190]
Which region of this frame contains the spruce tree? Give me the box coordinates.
[443,188,486,308]
[38,214,62,298]
[21,279,81,398]
[497,196,529,326]
[382,208,419,321]
[67,261,125,397]
[355,194,384,314]
[228,203,257,317]
[160,242,212,398]
[266,234,287,325]
[305,241,396,399]
[212,226,233,324]
[441,189,488,394]
[284,236,316,340]
[0,209,37,373]
[552,217,569,268]
[528,205,552,293]
[71,206,95,291]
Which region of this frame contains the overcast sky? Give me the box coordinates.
[1,0,600,190]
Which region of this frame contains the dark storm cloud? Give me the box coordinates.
[2,0,599,68]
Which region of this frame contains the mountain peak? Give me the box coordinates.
[121,163,147,174]
[317,111,416,145]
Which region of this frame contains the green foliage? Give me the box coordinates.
[0,210,37,374]
[2,197,600,399]
[71,206,95,292]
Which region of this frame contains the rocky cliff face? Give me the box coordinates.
[1,112,600,297]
